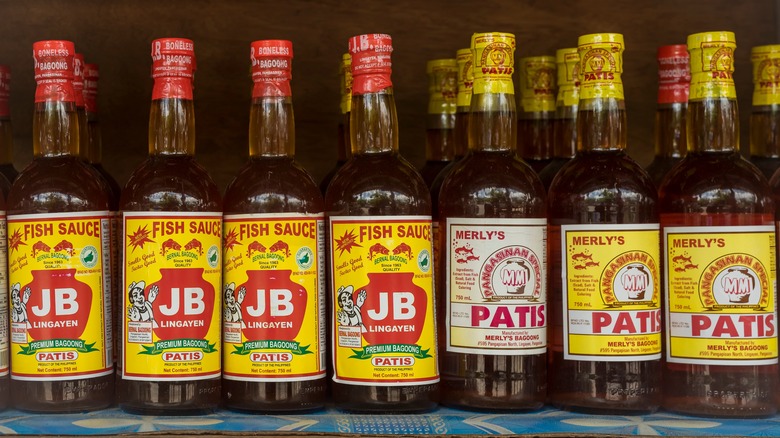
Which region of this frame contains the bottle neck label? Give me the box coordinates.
[556,50,580,108]
[456,50,474,107]
[751,47,780,106]
[150,39,195,100]
[222,213,326,382]
[578,42,624,101]
[689,40,737,100]
[559,223,662,362]
[663,224,778,366]
[121,211,222,381]
[350,35,393,95]
[472,34,515,95]
[340,57,353,114]
[152,77,194,100]
[445,218,547,355]
[427,64,457,115]
[251,44,292,98]
[519,57,556,113]
[8,211,113,381]
[329,215,438,386]
[658,56,690,104]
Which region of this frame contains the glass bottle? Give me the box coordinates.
[326,33,438,413]
[320,54,352,195]
[517,55,556,173]
[645,45,690,187]
[8,40,113,412]
[118,38,222,414]
[548,33,661,414]
[539,48,580,189]
[661,31,777,418]
[749,45,780,179]
[222,40,326,412]
[0,66,17,186]
[438,32,547,409]
[419,59,457,188]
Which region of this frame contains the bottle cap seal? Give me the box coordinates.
[340,53,352,114]
[250,40,293,98]
[471,32,515,95]
[33,40,76,103]
[151,38,195,100]
[426,58,457,115]
[84,63,99,114]
[348,33,393,95]
[687,31,736,100]
[577,33,624,100]
[555,48,580,108]
[456,48,474,108]
[518,55,556,112]
[657,44,690,104]
[750,44,780,106]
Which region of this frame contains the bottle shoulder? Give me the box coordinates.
[120,155,222,212]
[9,156,110,214]
[224,157,323,215]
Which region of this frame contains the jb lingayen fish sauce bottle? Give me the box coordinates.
[221,40,326,412]
[661,31,778,418]
[547,33,661,413]
[8,40,113,412]
[325,33,439,412]
[118,38,222,414]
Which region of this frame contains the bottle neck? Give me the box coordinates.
[687,98,738,153]
[351,88,398,155]
[468,92,516,153]
[553,104,577,158]
[86,111,102,163]
[518,110,554,160]
[453,107,469,158]
[149,97,195,156]
[248,96,294,158]
[749,104,780,158]
[33,101,79,158]
[0,117,13,165]
[76,107,88,160]
[337,112,351,162]
[425,113,455,161]
[577,98,626,152]
[654,102,686,158]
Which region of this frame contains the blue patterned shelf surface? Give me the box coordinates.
[1,406,780,436]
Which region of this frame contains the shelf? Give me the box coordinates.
[0,405,777,436]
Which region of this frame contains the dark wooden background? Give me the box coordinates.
[0,1,777,190]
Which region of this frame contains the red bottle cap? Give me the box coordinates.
[150,38,195,100]
[657,44,690,104]
[73,53,86,108]
[0,65,10,117]
[33,40,76,103]
[84,63,99,114]
[250,40,293,98]
[348,33,393,95]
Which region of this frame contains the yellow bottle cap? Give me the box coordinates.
[577,33,624,100]
[751,44,780,106]
[340,53,352,114]
[518,55,556,112]
[456,48,474,108]
[556,47,580,108]
[687,31,736,100]
[426,58,458,115]
[471,32,516,95]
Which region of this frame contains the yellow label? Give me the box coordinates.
[688,32,736,100]
[561,224,661,361]
[122,212,222,381]
[577,33,624,100]
[222,214,325,382]
[427,59,458,115]
[340,53,352,114]
[519,56,556,113]
[8,212,112,381]
[330,216,438,386]
[471,32,515,95]
[664,225,778,365]
[751,45,780,106]
[456,48,474,108]
[0,213,8,377]
[556,48,580,108]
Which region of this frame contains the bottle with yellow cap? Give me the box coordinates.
[548,33,661,413]
[661,31,777,418]
[419,58,458,188]
[539,48,579,189]
[438,32,547,410]
[749,45,780,179]
[320,54,352,195]
[517,55,556,173]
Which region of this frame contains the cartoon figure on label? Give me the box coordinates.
[337,285,366,330]
[224,282,246,328]
[10,283,31,328]
[128,280,158,326]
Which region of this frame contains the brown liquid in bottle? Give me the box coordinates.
[321,54,352,195]
[646,105,686,187]
[749,106,780,179]
[538,111,576,189]
[420,123,455,188]
[320,116,349,195]
[518,115,554,173]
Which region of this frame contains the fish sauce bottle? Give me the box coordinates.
[548,33,661,414]
[0,66,17,186]
[661,31,778,418]
[517,55,556,173]
[118,38,222,414]
[438,32,547,410]
[539,48,579,190]
[749,45,780,179]
[320,54,352,195]
[419,59,457,188]
[8,40,113,412]
[645,45,690,187]
[325,33,439,413]
[222,40,326,412]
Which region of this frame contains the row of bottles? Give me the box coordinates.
[0,30,778,421]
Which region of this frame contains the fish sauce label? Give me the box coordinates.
[0,212,7,376]
[330,215,438,386]
[664,225,778,365]
[222,213,326,382]
[8,211,112,381]
[122,212,222,381]
[561,224,662,361]
[445,218,546,355]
